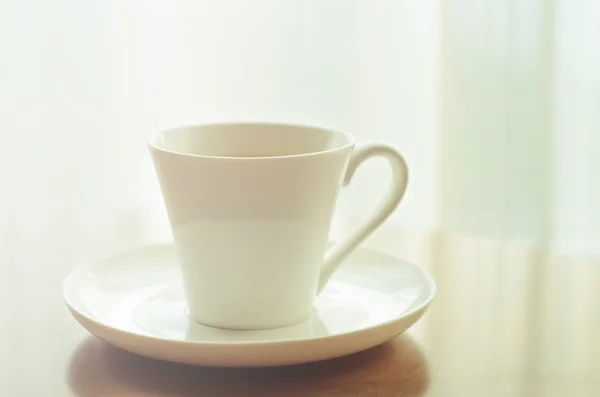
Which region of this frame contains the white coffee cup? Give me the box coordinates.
[148,122,408,330]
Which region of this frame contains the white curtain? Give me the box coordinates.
[440,0,600,256]
[0,0,598,264]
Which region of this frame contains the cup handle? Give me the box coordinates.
[317,142,409,294]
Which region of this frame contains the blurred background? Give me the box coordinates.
[0,0,598,263]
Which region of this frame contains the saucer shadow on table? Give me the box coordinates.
[68,335,430,397]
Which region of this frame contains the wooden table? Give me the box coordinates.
[2,213,599,396]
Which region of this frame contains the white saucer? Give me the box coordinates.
[63,243,435,367]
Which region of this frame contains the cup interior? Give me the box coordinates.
[148,122,354,158]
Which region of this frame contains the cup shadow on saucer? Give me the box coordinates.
[67,335,430,397]
[184,310,330,342]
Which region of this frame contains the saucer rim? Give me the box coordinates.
[63,242,436,347]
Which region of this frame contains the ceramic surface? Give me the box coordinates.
[63,243,435,367]
[147,122,408,329]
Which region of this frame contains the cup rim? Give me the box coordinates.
[146,121,356,160]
